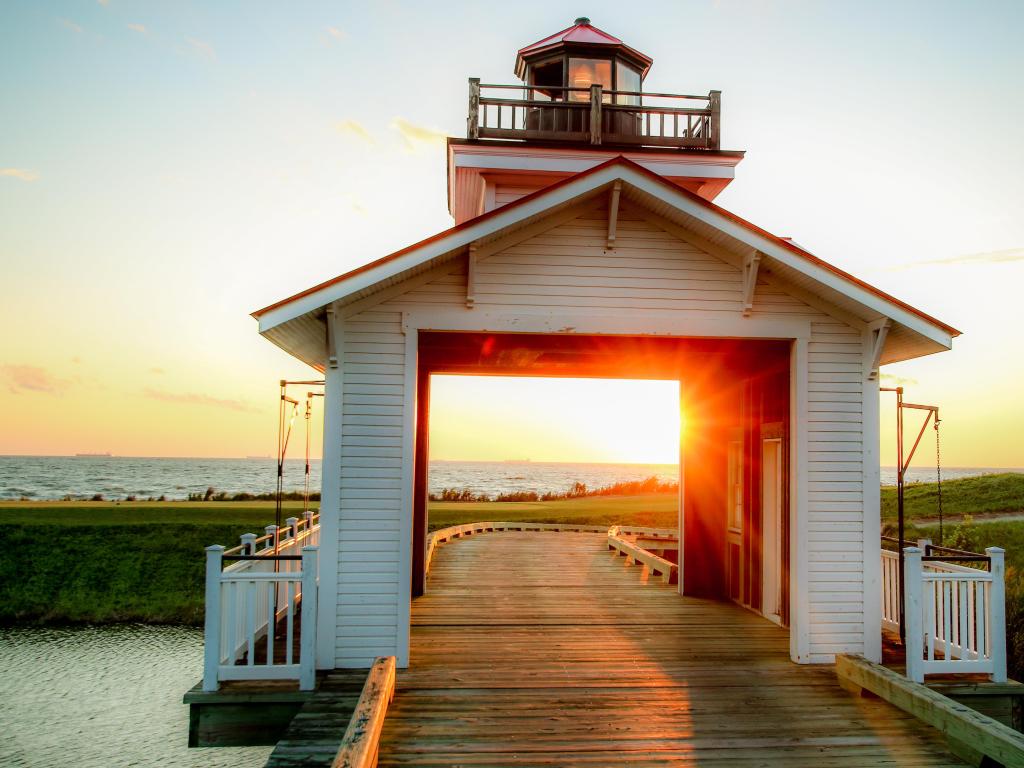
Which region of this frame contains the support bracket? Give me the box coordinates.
[742,250,761,316]
[867,318,891,380]
[325,304,338,369]
[607,180,621,249]
[466,244,477,308]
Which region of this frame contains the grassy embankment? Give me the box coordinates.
[2,473,1023,626]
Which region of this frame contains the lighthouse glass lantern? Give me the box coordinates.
[516,17,653,107]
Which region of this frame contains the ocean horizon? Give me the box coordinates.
[0,454,1020,502]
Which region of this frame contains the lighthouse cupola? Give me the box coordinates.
[514,17,652,106]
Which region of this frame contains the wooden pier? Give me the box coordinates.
[376,530,966,766]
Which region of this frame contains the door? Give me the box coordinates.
[761,438,784,625]
[726,438,743,603]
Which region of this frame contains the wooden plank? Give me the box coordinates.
[836,653,1024,767]
[333,656,397,768]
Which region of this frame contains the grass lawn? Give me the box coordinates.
[0,499,317,527]
[881,472,1024,522]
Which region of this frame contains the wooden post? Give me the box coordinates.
[300,546,318,691]
[709,90,721,150]
[468,78,480,140]
[286,517,299,542]
[203,545,224,692]
[589,85,602,145]
[904,546,925,683]
[240,532,257,556]
[988,547,1007,683]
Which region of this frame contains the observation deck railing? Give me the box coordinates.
[468,79,721,150]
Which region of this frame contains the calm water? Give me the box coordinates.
[0,624,269,767]
[0,455,1020,502]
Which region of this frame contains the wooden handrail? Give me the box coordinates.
[333,656,397,768]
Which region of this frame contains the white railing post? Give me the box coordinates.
[917,538,932,554]
[203,545,224,692]
[903,547,925,682]
[987,547,1007,683]
[286,517,299,542]
[265,524,278,551]
[299,546,319,691]
[240,532,257,555]
[304,509,313,528]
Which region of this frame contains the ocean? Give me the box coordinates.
[0,455,1019,502]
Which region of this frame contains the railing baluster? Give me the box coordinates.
[286,580,295,666]
[267,578,276,666]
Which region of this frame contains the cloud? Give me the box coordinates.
[334,119,374,144]
[127,23,147,34]
[326,26,346,42]
[897,247,1024,270]
[391,118,446,151]
[880,373,918,387]
[2,365,72,395]
[57,17,83,33]
[185,36,216,61]
[144,387,259,413]
[0,168,39,182]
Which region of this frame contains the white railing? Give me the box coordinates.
[203,512,320,691]
[885,544,1007,683]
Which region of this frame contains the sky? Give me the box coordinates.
[1,0,1022,468]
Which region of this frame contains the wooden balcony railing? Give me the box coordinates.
[467,79,721,150]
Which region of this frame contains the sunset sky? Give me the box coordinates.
[1,1,1022,468]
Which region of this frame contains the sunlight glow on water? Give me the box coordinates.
[0,624,270,767]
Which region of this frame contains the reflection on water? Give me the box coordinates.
[0,624,270,767]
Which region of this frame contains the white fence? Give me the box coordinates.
[882,544,1007,683]
[203,513,320,691]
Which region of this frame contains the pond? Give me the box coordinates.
[0,624,271,767]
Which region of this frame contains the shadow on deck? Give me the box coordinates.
[378,531,965,766]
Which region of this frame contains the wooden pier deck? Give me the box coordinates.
[377,531,965,767]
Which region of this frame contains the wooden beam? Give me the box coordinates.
[333,656,397,768]
[606,180,621,249]
[835,654,1024,768]
[867,318,891,380]
[466,244,477,308]
[742,249,761,317]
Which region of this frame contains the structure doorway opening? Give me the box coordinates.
[411,331,792,631]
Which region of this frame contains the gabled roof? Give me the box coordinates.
[514,19,653,78]
[254,156,959,371]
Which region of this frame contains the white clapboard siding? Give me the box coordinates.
[333,201,866,666]
[494,184,541,208]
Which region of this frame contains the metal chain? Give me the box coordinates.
[935,418,943,545]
